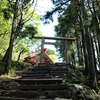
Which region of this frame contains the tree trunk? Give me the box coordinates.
[91,34,97,73]
[17,51,23,61]
[81,0,98,89]
[85,29,97,89]
[75,30,83,66]
[92,1,100,66]
[81,29,89,75]
[78,14,89,75]
[94,36,100,69]
[75,32,80,65]
[3,0,18,74]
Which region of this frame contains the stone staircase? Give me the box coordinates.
[0,63,100,100]
[0,63,73,100]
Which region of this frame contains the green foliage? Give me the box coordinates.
[8,67,16,76]
[0,35,10,55]
[49,55,58,62]
[22,0,33,6]
[46,49,58,62]
[0,61,6,72]
[43,0,70,23]
[15,38,29,52]
[0,0,42,61]
[11,61,32,70]
[19,24,37,39]
[0,0,12,19]
[82,87,100,100]
[55,3,79,37]
[0,60,32,77]
[64,68,86,84]
[0,0,11,56]
[14,38,30,61]
[53,3,79,60]
[0,0,43,75]
[2,8,11,19]
[46,49,55,55]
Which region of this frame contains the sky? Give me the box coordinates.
[34,0,58,37]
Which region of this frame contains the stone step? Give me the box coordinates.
[32,66,52,70]
[22,74,65,78]
[50,68,68,70]
[9,91,38,98]
[17,84,68,90]
[22,74,53,79]
[0,97,52,100]
[50,70,67,74]
[22,70,67,75]
[22,70,49,75]
[55,63,68,66]
[16,71,23,76]
[14,78,63,84]
[28,68,68,72]
[9,90,70,98]
[0,97,27,100]
[38,63,55,67]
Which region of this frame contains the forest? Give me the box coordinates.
[0,0,100,99]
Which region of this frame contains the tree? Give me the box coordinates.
[15,38,29,61]
[80,0,97,89]
[44,0,99,90]
[46,49,58,62]
[1,0,38,74]
[15,23,41,61]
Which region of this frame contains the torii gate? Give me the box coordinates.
[33,36,76,63]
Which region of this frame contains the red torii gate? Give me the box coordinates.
[33,36,76,63]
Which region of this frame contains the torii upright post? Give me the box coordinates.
[40,38,45,63]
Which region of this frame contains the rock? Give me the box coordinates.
[54,97,72,100]
[38,96,46,99]
[74,84,83,90]
[96,95,100,100]
[9,81,20,90]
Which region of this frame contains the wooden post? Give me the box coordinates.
[40,38,45,63]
